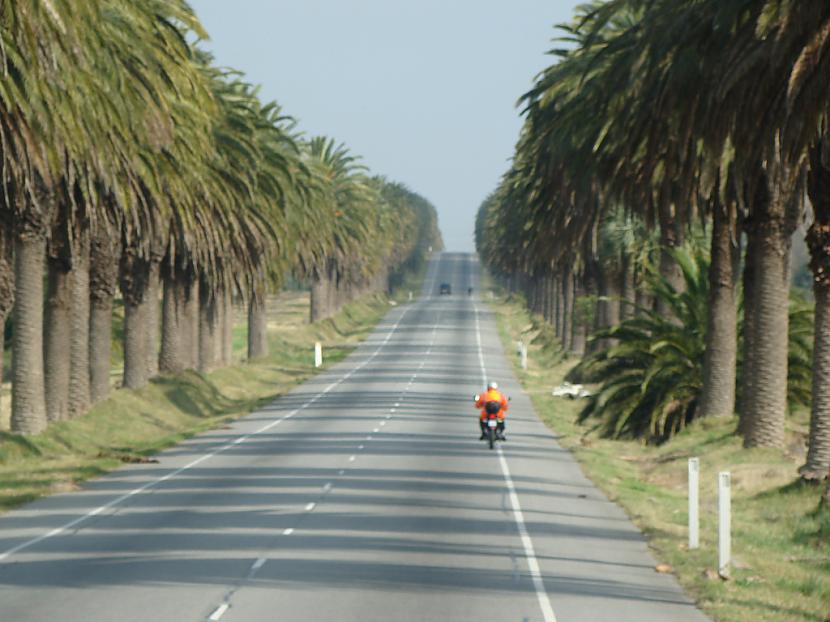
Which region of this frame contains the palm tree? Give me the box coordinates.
[575,248,708,441]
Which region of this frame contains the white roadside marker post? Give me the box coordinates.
[408,291,413,301]
[688,458,699,550]
[718,471,731,578]
[520,342,528,370]
[314,342,323,368]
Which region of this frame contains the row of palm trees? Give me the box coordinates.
[476,1,830,495]
[1,2,441,436]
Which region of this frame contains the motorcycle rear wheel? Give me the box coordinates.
[488,427,495,450]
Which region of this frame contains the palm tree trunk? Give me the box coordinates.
[89,225,119,403]
[801,143,830,479]
[248,289,268,360]
[539,273,549,323]
[145,261,161,378]
[326,266,337,317]
[571,274,587,356]
[214,288,225,368]
[546,273,555,325]
[159,269,188,374]
[634,285,652,316]
[188,278,199,369]
[699,200,740,419]
[803,281,830,479]
[11,235,47,434]
[88,298,112,403]
[44,256,71,422]
[743,167,799,449]
[555,272,565,340]
[584,257,601,354]
[0,225,14,415]
[310,270,328,323]
[743,225,791,448]
[596,263,620,350]
[605,270,621,328]
[67,237,90,418]
[739,219,759,435]
[198,279,217,373]
[656,193,686,317]
[525,277,534,315]
[620,255,636,321]
[222,291,234,366]
[562,266,574,352]
[120,252,151,390]
[550,273,558,327]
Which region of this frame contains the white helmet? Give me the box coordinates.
[487,381,498,390]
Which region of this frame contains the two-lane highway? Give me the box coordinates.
[0,253,709,621]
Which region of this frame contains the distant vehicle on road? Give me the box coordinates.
[439,283,452,295]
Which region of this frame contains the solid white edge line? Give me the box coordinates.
[0,265,437,564]
[497,448,558,622]
[473,301,557,622]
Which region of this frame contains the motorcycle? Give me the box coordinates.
[474,394,505,450]
[484,411,500,449]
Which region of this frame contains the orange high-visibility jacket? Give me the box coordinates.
[476,389,508,420]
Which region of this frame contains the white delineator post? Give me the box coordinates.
[718,471,731,578]
[314,342,323,368]
[688,458,699,550]
[520,342,528,370]
[408,291,413,301]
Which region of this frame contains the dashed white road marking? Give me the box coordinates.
[348,455,356,462]
[208,603,230,621]
[372,428,380,433]
[322,482,333,493]
[304,502,316,512]
[282,528,294,536]
[252,557,267,571]
[380,421,386,426]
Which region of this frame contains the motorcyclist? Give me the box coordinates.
[474,381,508,441]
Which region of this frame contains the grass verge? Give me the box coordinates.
[0,291,393,514]
[490,292,830,622]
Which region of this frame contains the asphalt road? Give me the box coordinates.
[0,253,709,622]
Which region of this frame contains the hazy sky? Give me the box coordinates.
[190,1,582,252]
